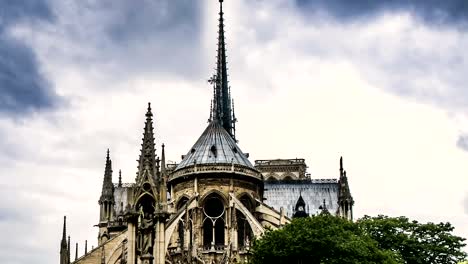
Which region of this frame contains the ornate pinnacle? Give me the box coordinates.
[67,236,71,263]
[340,156,344,177]
[146,102,152,119]
[118,170,122,188]
[161,143,166,175]
[62,216,67,242]
[137,103,157,182]
[100,149,114,201]
[208,0,237,140]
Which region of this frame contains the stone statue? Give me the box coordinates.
[137,207,154,256]
[141,213,153,255]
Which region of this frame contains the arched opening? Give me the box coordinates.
[135,193,155,256]
[236,210,252,249]
[239,194,254,212]
[202,193,226,249]
[203,219,213,248]
[136,194,155,216]
[266,177,278,183]
[177,196,189,210]
[236,194,254,249]
[214,218,225,246]
[178,220,184,248]
[283,176,293,182]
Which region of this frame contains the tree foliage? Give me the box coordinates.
[358,215,467,264]
[249,215,398,264]
[249,215,467,264]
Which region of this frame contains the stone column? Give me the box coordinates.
[154,213,168,264]
[159,221,165,264]
[184,221,190,251]
[191,208,200,257]
[127,219,137,264]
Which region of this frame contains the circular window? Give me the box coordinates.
[203,196,224,218]
[143,182,151,192]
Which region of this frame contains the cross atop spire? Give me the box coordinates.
[209,0,236,140]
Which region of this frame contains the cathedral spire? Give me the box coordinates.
[209,0,236,140]
[62,216,67,243]
[136,103,157,182]
[99,149,114,222]
[60,216,69,264]
[159,143,167,203]
[338,157,354,220]
[99,149,114,200]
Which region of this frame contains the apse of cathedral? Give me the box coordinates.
[59,1,354,264]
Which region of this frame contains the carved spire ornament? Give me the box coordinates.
[99,149,115,223]
[60,216,69,264]
[209,0,237,140]
[136,103,158,183]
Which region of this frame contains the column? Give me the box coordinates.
[127,221,136,264]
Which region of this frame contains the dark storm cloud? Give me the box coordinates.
[0,0,60,115]
[296,0,468,26]
[105,0,203,79]
[0,35,60,114]
[456,134,468,152]
[0,0,53,25]
[57,0,203,82]
[106,0,198,42]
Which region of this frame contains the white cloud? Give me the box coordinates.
[1,1,468,263]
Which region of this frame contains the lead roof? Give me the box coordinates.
[264,181,339,218]
[175,121,254,171]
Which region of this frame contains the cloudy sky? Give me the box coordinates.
[1,0,468,263]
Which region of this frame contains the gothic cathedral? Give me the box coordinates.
[59,1,354,263]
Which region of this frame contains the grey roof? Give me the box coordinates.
[175,121,254,171]
[264,180,339,218]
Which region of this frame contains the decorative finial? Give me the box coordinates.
[118,170,122,187]
[62,216,67,240]
[161,144,166,171]
[146,102,153,118]
[339,156,344,177]
[75,242,78,260]
[67,236,71,263]
[85,240,88,254]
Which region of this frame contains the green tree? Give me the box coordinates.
[249,214,399,264]
[358,215,467,264]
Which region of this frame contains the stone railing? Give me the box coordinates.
[169,163,261,181]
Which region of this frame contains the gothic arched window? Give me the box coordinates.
[202,193,225,249]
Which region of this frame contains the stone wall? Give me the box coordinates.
[73,230,127,264]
